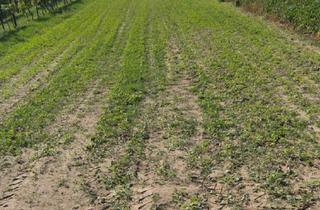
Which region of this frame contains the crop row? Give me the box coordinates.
[0,0,129,155]
[164,0,320,207]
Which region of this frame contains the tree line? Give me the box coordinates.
[0,0,73,30]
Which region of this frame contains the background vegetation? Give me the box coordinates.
[225,0,320,34]
[0,0,74,30]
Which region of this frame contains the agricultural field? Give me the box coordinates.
[0,0,319,209]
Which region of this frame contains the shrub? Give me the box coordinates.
[226,0,320,34]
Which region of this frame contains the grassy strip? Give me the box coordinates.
[87,0,169,207]
[90,0,169,151]
[0,0,112,98]
[0,0,87,55]
[163,0,320,208]
[143,0,169,92]
[0,0,129,155]
[90,0,148,151]
[90,5,149,206]
[34,0,136,159]
[0,0,105,84]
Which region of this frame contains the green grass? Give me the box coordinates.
[0,2,107,98]
[162,0,320,207]
[0,0,101,87]
[0,0,84,54]
[86,0,170,207]
[90,0,169,153]
[0,0,130,155]
[0,0,319,209]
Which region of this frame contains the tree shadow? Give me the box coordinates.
[0,25,27,42]
[0,0,82,46]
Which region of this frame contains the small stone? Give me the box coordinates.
[72,205,80,210]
